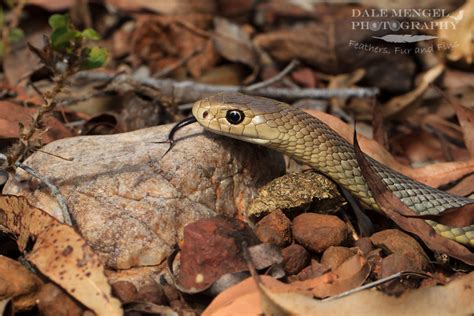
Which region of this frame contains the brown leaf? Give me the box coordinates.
[287,254,370,298]
[451,96,474,157]
[0,101,71,142]
[413,204,474,228]
[212,18,259,83]
[259,272,474,315]
[0,256,43,311]
[0,195,123,316]
[203,275,283,316]
[382,64,444,118]
[352,131,474,265]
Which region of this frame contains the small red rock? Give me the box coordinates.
[292,213,348,253]
[255,210,292,247]
[281,244,310,275]
[370,229,429,270]
[291,259,329,282]
[177,216,260,291]
[379,253,421,295]
[321,246,354,271]
[136,284,166,305]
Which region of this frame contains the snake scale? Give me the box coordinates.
[190,92,474,247]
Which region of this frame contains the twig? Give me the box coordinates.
[15,162,73,226]
[322,271,430,302]
[244,60,299,91]
[74,71,379,104]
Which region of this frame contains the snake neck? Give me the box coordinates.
[263,109,472,217]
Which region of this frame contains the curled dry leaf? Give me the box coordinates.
[0,195,123,316]
[304,109,474,189]
[382,64,444,118]
[352,132,474,265]
[0,255,42,311]
[287,254,370,298]
[213,18,259,83]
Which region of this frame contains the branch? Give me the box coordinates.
[74,71,379,104]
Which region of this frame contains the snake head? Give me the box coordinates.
[192,92,281,145]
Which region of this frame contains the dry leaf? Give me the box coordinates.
[0,195,123,316]
[259,272,474,315]
[352,133,474,265]
[415,204,474,228]
[382,64,444,117]
[451,98,474,157]
[0,255,42,311]
[206,268,474,315]
[287,254,370,298]
[213,18,259,83]
[437,0,474,63]
[0,101,72,142]
[203,275,284,316]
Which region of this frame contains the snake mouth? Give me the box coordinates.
[199,125,271,145]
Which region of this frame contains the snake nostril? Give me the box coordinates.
[202,111,209,119]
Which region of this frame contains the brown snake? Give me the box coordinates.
[189,92,474,247]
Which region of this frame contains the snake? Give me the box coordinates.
[187,92,474,247]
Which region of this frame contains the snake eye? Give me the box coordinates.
[226,110,245,125]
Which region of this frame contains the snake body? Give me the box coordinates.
[192,92,474,246]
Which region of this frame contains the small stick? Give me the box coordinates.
[75,71,380,103]
[15,162,73,226]
[244,59,300,91]
[322,271,430,302]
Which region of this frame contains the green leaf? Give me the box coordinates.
[9,27,24,43]
[51,27,80,51]
[81,28,101,40]
[81,46,108,69]
[49,14,69,30]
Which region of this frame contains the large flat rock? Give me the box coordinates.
[3,124,284,269]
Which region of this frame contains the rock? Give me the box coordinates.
[248,171,343,218]
[281,244,310,275]
[255,209,292,247]
[3,124,284,269]
[176,216,260,292]
[378,253,423,295]
[290,259,328,282]
[370,229,429,270]
[321,246,355,271]
[292,213,348,253]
